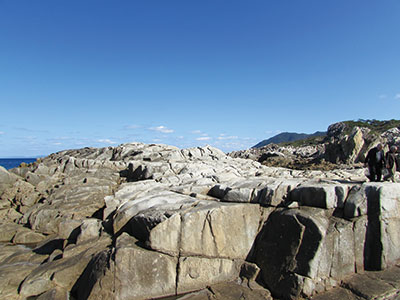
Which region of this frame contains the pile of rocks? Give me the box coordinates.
[0,142,399,299]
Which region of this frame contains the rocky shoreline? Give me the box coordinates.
[0,142,400,299]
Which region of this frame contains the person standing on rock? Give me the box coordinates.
[384,145,398,182]
[365,143,385,182]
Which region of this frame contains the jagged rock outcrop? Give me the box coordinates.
[231,120,400,169]
[0,142,399,299]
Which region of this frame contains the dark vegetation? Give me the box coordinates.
[341,119,400,135]
[253,131,326,148]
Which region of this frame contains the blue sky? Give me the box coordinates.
[1,1,400,157]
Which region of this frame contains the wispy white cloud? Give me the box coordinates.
[395,94,400,99]
[97,139,117,144]
[149,126,174,134]
[217,135,238,140]
[196,136,211,141]
[0,131,4,135]
[191,130,202,134]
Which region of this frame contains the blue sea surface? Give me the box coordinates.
[0,158,37,170]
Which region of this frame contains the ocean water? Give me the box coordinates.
[0,158,37,170]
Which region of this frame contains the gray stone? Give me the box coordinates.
[328,218,356,279]
[0,244,48,265]
[177,256,241,294]
[29,208,62,234]
[344,184,368,218]
[353,216,367,272]
[0,222,22,242]
[366,265,400,289]
[12,180,41,207]
[19,236,111,298]
[26,171,47,186]
[0,259,41,300]
[224,187,255,203]
[255,208,368,298]
[127,201,262,260]
[342,272,397,300]
[178,202,261,259]
[113,191,194,235]
[0,166,19,187]
[364,183,400,270]
[311,287,363,300]
[258,179,301,207]
[290,183,348,209]
[57,219,82,240]
[179,281,273,300]
[35,287,69,300]
[76,218,103,244]
[12,228,46,245]
[113,233,177,300]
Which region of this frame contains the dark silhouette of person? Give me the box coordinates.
[384,145,399,182]
[365,143,385,182]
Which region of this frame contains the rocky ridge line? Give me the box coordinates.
[230,121,400,170]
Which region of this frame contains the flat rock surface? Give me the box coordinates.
[312,264,400,300]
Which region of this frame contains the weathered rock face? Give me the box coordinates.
[254,207,366,299]
[324,126,373,164]
[230,121,400,168]
[113,233,178,300]
[0,142,400,299]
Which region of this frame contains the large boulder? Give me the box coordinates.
[254,207,368,299]
[289,182,349,209]
[0,166,19,186]
[363,183,400,270]
[78,233,243,299]
[0,246,44,300]
[178,202,261,259]
[254,208,328,299]
[76,233,178,300]
[113,233,177,300]
[209,178,303,207]
[130,201,261,259]
[112,191,194,235]
[27,181,113,234]
[19,236,111,298]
